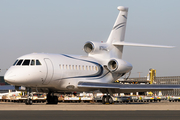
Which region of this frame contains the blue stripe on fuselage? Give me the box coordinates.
[60,54,104,79]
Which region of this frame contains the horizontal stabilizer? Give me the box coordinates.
[113,42,175,48]
[78,82,180,93]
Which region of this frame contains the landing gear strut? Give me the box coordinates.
[102,95,114,104]
[25,87,33,105]
[46,92,58,104]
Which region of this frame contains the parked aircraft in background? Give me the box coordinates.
[4,6,178,105]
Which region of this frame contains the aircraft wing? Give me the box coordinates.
[78,82,180,93]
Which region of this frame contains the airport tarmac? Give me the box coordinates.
[1,111,180,120]
[1,101,180,120]
[1,100,180,110]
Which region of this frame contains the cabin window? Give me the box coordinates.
[59,64,61,69]
[66,65,68,69]
[72,65,74,70]
[22,59,30,66]
[95,66,98,71]
[13,60,18,66]
[31,60,35,65]
[89,66,91,70]
[36,60,41,65]
[16,59,23,66]
[92,66,94,71]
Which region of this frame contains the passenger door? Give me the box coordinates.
[43,58,54,85]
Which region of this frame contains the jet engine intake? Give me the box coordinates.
[107,59,118,72]
[84,42,94,53]
[84,41,109,54]
[107,59,132,73]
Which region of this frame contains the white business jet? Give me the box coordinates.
[4,6,178,105]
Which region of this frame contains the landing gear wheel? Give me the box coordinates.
[25,100,28,105]
[25,99,32,105]
[25,87,33,105]
[102,95,114,104]
[104,96,109,103]
[53,96,58,104]
[47,93,58,104]
[108,96,113,104]
[102,96,106,104]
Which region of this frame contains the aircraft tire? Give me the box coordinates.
[25,99,32,105]
[53,96,58,104]
[25,100,28,105]
[29,99,32,105]
[102,95,113,104]
[102,95,107,104]
[47,96,58,104]
[108,96,113,104]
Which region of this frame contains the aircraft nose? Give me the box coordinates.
[4,70,16,84]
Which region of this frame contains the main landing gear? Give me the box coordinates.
[102,95,114,104]
[46,92,58,104]
[25,87,33,105]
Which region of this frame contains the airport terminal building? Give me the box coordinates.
[126,76,180,96]
[0,76,15,93]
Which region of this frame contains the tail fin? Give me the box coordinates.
[106,6,174,59]
[107,6,128,44]
[106,6,128,59]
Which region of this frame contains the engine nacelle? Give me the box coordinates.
[107,59,132,73]
[84,41,109,54]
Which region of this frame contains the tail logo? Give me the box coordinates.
[99,46,108,51]
[122,15,127,19]
[112,22,125,30]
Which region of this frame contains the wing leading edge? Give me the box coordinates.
[78,82,180,93]
[113,42,175,48]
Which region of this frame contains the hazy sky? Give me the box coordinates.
[0,0,180,77]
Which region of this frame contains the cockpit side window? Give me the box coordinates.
[36,60,41,65]
[31,60,35,65]
[22,59,30,66]
[13,60,18,66]
[16,59,23,66]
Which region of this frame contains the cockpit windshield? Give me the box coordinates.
[13,60,18,66]
[36,60,41,65]
[16,59,23,66]
[13,59,42,66]
[22,60,30,66]
[31,60,35,65]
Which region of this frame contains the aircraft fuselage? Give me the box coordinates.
[5,53,130,92]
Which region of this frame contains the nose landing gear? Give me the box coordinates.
[25,87,33,105]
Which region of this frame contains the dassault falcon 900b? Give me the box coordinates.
[4,6,178,105]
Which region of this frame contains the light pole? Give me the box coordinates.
[137,72,143,78]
